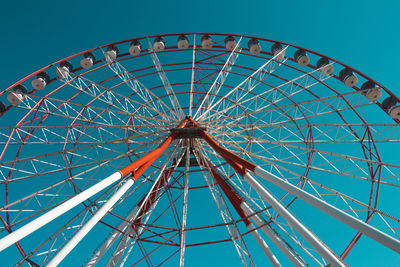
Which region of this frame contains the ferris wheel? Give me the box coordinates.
[0,32,400,266]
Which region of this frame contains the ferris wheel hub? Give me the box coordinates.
[170,126,206,139]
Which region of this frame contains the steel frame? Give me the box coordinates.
[1,33,400,266]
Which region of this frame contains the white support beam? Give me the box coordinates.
[0,171,122,252]
[147,38,185,119]
[197,45,288,122]
[193,37,242,119]
[179,144,190,267]
[195,150,255,266]
[240,202,306,267]
[254,166,400,254]
[189,34,196,118]
[106,145,183,267]
[85,206,139,267]
[47,178,135,266]
[246,222,281,267]
[106,224,136,267]
[243,173,347,267]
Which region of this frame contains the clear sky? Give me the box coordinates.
[1,0,400,266]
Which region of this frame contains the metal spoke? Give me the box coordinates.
[146,38,185,119]
[193,37,242,119]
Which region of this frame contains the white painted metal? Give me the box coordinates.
[106,224,136,267]
[226,40,237,51]
[201,36,213,49]
[254,166,400,254]
[389,105,400,119]
[148,38,185,119]
[80,57,94,69]
[115,153,184,267]
[7,92,23,105]
[93,151,180,267]
[193,37,242,119]
[100,51,181,122]
[296,55,310,66]
[85,206,139,267]
[105,50,117,62]
[179,145,190,267]
[153,41,165,52]
[47,178,134,266]
[129,45,141,56]
[197,45,288,122]
[272,47,285,60]
[343,74,358,87]
[189,34,196,117]
[0,171,122,252]
[106,145,182,267]
[194,148,255,267]
[246,222,281,267]
[249,43,261,55]
[31,77,46,90]
[240,202,305,267]
[243,172,346,267]
[178,39,189,49]
[365,87,382,102]
[56,66,70,78]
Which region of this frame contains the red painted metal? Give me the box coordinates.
[120,119,187,177]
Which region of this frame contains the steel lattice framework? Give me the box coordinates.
[0,33,400,266]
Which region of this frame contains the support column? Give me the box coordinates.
[85,206,139,267]
[0,120,187,253]
[106,149,183,267]
[240,202,305,267]
[47,178,135,267]
[254,166,400,254]
[243,173,346,267]
[195,124,346,266]
[179,143,190,267]
[0,171,121,252]
[205,164,280,267]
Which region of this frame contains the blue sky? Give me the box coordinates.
[1,0,400,93]
[1,0,400,266]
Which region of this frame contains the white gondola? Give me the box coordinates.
[382,96,400,119]
[317,57,334,76]
[153,37,166,52]
[7,85,27,105]
[339,68,358,87]
[271,43,285,60]
[224,36,237,51]
[31,71,50,90]
[201,35,213,49]
[389,105,400,119]
[105,45,119,62]
[248,39,261,55]
[177,35,189,49]
[56,61,73,79]
[129,40,142,56]
[7,92,22,105]
[294,49,310,66]
[0,101,5,113]
[80,52,96,69]
[361,81,382,102]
